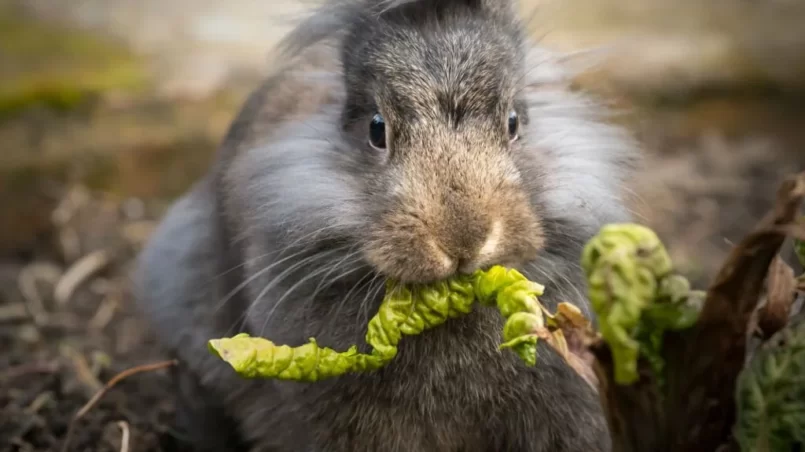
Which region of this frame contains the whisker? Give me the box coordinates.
[526,262,563,301]
[350,272,384,344]
[526,260,588,314]
[224,246,349,335]
[307,244,365,308]
[272,223,346,258]
[212,244,337,314]
[258,250,366,337]
[315,254,368,303]
[244,246,348,315]
[359,276,386,329]
[211,250,273,281]
[316,266,376,338]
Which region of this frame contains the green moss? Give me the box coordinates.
[0,12,149,117]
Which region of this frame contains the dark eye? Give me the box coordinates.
[508,111,519,141]
[369,113,386,149]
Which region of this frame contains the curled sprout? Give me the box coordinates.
[581,223,703,385]
[208,266,548,381]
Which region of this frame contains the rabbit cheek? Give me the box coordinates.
[363,212,458,283]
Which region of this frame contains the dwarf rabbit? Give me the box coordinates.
[133,1,640,451]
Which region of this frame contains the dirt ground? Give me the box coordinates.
[0,188,182,452]
[3,2,805,451]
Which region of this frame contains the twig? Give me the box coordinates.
[89,293,120,330]
[117,421,130,452]
[63,346,103,394]
[25,391,54,414]
[54,249,113,305]
[60,359,177,452]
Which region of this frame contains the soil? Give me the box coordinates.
[0,188,183,452]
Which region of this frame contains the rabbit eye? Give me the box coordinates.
[508,111,519,141]
[369,113,387,149]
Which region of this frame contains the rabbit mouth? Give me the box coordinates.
[362,242,459,284]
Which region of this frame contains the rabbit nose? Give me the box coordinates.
[454,219,503,275]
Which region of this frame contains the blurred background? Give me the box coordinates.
[1,0,805,450]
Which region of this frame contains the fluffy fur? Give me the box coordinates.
[133,1,640,451]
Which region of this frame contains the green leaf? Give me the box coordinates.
[208,266,551,380]
[735,317,805,451]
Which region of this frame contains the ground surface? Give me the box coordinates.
[2,1,805,451]
[0,188,181,452]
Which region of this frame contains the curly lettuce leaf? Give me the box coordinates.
[208,266,550,380]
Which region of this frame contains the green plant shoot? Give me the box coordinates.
[208,266,547,382]
[581,223,703,385]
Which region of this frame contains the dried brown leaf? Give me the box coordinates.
[756,256,796,339]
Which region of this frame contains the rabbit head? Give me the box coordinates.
[223,0,637,298]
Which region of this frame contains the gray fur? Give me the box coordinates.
[133,0,640,451]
